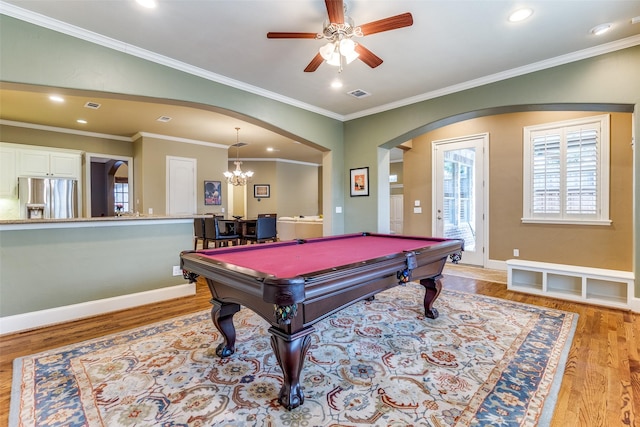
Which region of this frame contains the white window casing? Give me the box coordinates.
[522,114,611,225]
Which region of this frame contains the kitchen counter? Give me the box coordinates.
[0,215,201,230]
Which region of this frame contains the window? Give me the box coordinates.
[522,114,610,225]
[114,179,129,213]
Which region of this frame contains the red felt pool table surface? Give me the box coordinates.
[196,233,448,278]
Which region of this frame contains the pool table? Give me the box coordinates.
[180,232,463,410]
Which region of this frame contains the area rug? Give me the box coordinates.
[11,283,577,427]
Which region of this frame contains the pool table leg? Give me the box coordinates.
[269,326,314,410]
[210,299,241,357]
[419,275,442,319]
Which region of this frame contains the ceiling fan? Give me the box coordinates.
[267,0,413,72]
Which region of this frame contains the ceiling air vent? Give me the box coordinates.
[230,142,248,148]
[84,101,101,109]
[347,89,371,99]
[156,116,172,123]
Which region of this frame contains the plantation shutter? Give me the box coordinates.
[531,132,561,215]
[565,125,598,215]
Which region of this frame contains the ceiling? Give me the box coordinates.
[1,0,639,164]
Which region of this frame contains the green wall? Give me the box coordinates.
[0,221,193,316]
[0,15,345,234]
[1,16,639,294]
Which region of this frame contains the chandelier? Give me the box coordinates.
[223,127,254,186]
[317,14,362,72]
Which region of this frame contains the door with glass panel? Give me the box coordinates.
[433,134,487,266]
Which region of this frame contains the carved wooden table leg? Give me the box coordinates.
[419,275,442,319]
[210,299,241,357]
[268,326,314,410]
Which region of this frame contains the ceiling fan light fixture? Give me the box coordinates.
[339,38,356,55]
[343,48,359,64]
[326,51,342,67]
[319,42,336,60]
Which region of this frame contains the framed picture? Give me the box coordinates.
[254,184,270,198]
[204,180,222,205]
[350,167,369,197]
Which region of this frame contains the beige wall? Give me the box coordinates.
[240,160,321,218]
[0,124,133,156]
[136,135,228,215]
[403,111,633,271]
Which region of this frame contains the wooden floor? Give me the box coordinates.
[1,274,638,426]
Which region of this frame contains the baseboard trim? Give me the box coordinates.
[485,259,507,271]
[0,283,196,335]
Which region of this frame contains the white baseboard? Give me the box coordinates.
[0,283,196,335]
[485,259,507,271]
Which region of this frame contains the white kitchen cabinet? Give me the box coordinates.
[18,149,80,178]
[0,146,17,197]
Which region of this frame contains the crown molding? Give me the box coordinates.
[0,119,132,141]
[0,2,343,121]
[3,2,639,123]
[134,132,227,149]
[343,35,640,121]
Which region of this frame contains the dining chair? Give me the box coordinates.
[204,216,240,248]
[193,218,206,250]
[242,216,277,244]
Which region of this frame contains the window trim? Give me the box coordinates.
[522,114,611,226]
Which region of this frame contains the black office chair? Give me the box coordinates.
[204,216,240,248]
[242,216,277,244]
[193,218,206,250]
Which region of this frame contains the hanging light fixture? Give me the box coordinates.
[223,127,254,186]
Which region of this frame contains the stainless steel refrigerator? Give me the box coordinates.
[18,177,78,219]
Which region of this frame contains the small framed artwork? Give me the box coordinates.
[350,167,369,197]
[254,184,270,198]
[204,180,222,205]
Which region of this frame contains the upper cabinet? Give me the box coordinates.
[17,148,81,178]
[0,146,17,197]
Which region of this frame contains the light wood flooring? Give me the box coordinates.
[1,271,638,426]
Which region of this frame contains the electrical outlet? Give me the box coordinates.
[172,265,182,276]
[513,249,519,257]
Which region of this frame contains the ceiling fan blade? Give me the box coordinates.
[267,32,318,39]
[359,12,413,36]
[325,0,344,24]
[304,53,324,72]
[355,44,383,68]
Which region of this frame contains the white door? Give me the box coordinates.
[167,156,197,215]
[433,134,487,266]
[390,194,403,234]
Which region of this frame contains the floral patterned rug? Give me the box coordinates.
[11,283,577,427]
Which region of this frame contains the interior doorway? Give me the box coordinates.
[86,153,134,217]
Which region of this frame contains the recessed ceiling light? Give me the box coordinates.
[77,119,87,124]
[590,23,612,35]
[508,8,533,23]
[331,80,343,89]
[136,0,157,8]
[267,147,274,152]
[49,95,64,103]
